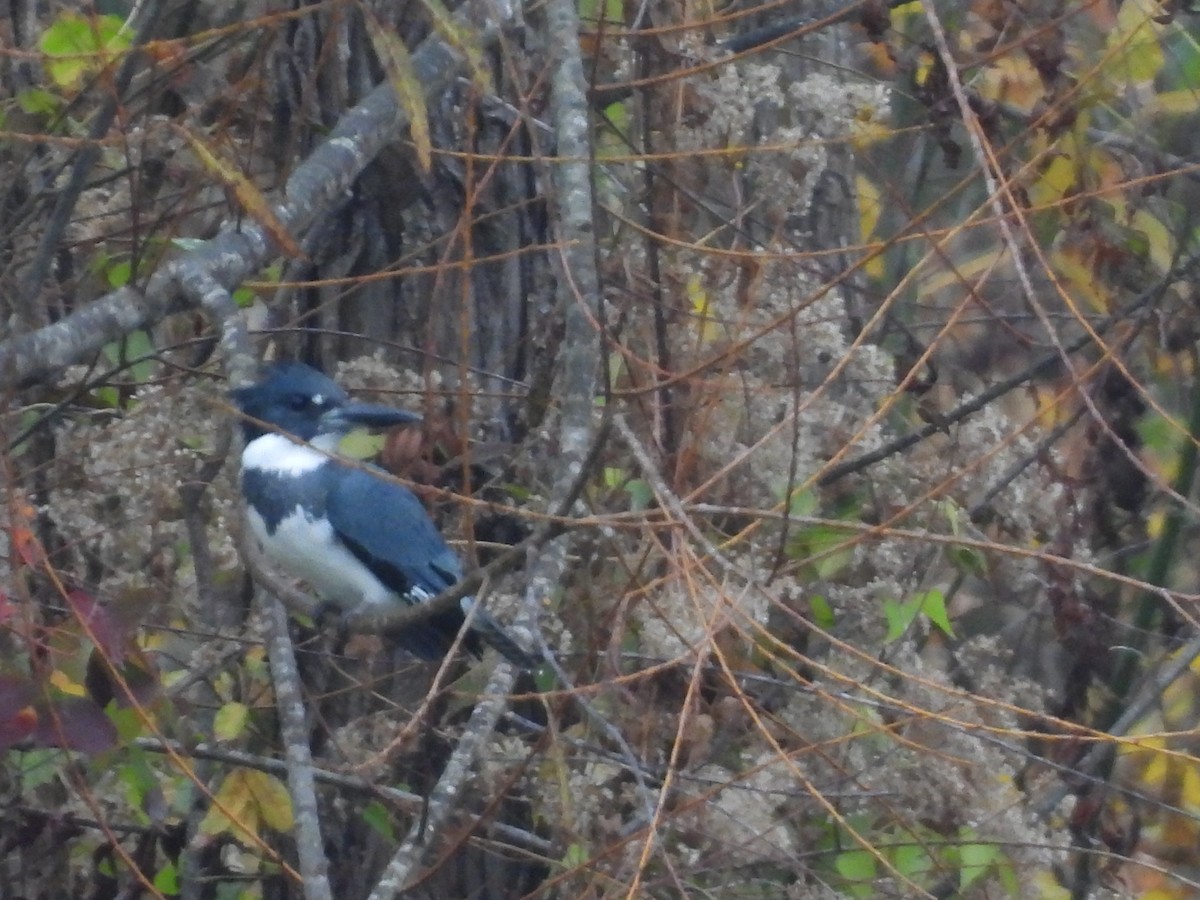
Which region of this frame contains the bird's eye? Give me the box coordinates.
[286,394,312,411]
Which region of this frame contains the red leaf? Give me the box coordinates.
[0,675,37,751]
[35,696,117,755]
[66,589,126,658]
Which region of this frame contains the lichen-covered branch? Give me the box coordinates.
[259,590,334,900]
[0,0,520,391]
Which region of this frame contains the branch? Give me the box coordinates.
[0,0,521,391]
[132,738,552,855]
[259,589,334,900]
[366,660,518,900]
[366,0,611,888]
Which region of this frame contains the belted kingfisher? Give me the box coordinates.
[232,362,535,668]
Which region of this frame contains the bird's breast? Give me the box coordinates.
[245,503,397,609]
[241,437,396,610]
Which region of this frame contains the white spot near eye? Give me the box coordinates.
[312,394,325,406]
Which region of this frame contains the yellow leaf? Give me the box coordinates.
[1028,154,1076,208]
[1147,508,1166,539]
[49,668,87,697]
[365,16,432,172]
[917,247,1006,298]
[338,429,387,459]
[244,770,295,832]
[175,127,303,258]
[1031,870,1073,899]
[889,1,922,31]
[1050,246,1112,314]
[213,701,249,742]
[977,55,1045,114]
[1145,89,1200,117]
[687,274,720,344]
[1140,746,1172,791]
[855,175,885,279]
[1129,209,1174,275]
[1179,763,1200,811]
[1032,384,1071,428]
[200,768,259,837]
[419,0,491,96]
[913,50,935,89]
[197,769,294,839]
[1106,0,1164,85]
[850,116,891,150]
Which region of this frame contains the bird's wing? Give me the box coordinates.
[325,465,480,660]
[326,463,535,668]
[324,465,463,602]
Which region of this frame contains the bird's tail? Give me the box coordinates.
[470,607,540,669]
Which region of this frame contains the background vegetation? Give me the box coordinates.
[2,0,1200,896]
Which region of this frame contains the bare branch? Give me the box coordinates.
[258,589,334,900]
[0,0,522,391]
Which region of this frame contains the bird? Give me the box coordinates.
[231,361,536,668]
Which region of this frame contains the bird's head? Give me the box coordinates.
[231,362,421,443]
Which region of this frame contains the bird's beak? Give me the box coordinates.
[318,403,422,434]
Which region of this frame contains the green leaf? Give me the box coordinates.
[1105,1,1164,85]
[101,329,156,382]
[891,842,933,879]
[108,704,146,743]
[602,466,627,488]
[40,13,132,91]
[94,385,120,409]
[178,434,210,452]
[788,487,818,517]
[958,841,1001,890]
[153,862,179,894]
[418,0,491,95]
[13,749,60,789]
[213,701,249,742]
[834,849,877,896]
[790,524,855,578]
[124,330,156,381]
[995,853,1020,894]
[603,100,629,133]
[938,498,963,536]
[361,800,396,840]
[502,481,533,502]
[625,478,653,511]
[884,590,955,641]
[1137,412,1174,454]
[105,259,131,289]
[949,545,986,576]
[117,755,158,816]
[918,589,954,637]
[17,88,62,116]
[883,596,919,642]
[562,842,590,869]
[533,664,557,693]
[808,594,835,629]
